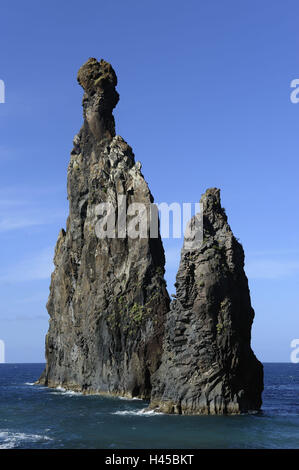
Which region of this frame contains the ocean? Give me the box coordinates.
[0,363,298,449]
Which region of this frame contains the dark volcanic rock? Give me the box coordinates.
[149,188,263,414]
[37,58,170,398]
[38,58,263,412]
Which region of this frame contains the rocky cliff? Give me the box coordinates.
[37,58,170,398]
[38,58,263,413]
[149,188,263,414]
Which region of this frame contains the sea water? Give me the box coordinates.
[0,363,298,449]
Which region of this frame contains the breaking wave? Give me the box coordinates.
[50,387,83,396]
[118,396,143,401]
[0,432,52,449]
[112,408,163,417]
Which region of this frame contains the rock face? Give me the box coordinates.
[38,58,170,398]
[149,188,263,414]
[38,58,263,413]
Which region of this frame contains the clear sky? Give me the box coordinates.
[0,0,299,363]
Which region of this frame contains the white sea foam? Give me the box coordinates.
[0,432,52,449]
[118,396,143,401]
[25,382,48,391]
[64,390,82,396]
[112,408,163,417]
[51,386,82,396]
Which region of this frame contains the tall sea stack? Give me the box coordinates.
[149,188,263,414]
[38,58,263,413]
[38,58,170,398]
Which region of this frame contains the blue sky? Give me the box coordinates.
[0,0,299,362]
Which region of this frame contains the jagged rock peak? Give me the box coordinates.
[77,58,120,142]
[78,58,118,97]
[201,187,224,215]
[37,58,170,399]
[149,187,264,415]
[200,187,229,233]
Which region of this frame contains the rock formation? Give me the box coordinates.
[37,58,170,398]
[38,58,263,413]
[149,188,263,414]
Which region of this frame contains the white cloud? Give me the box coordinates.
[0,199,29,207]
[0,247,54,283]
[0,313,48,322]
[15,293,49,304]
[0,186,66,233]
[0,217,46,232]
[0,185,64,199]
[248,249,299,257]
[245,258,299,280]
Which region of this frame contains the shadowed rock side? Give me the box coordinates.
[149,188,263,414]
[37,58,170,398]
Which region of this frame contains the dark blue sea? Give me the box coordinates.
[0,363,298,449]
